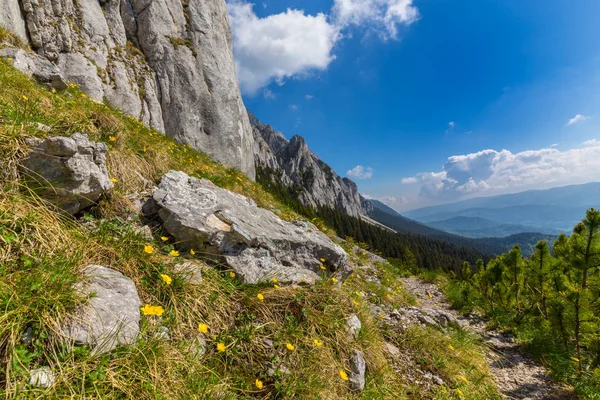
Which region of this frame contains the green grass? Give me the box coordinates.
[0,57,503,399]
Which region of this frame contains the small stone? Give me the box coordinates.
[29,367,55,388]
[21,326,34,345]
[189,334,207,359]
[383,342,401,358]
[262,338,274,348]
[154,326,170,340]
[346,314,362,340]
[173,261,203,285]
[349,349,366,391]
[267,362,291,377]
[133,225,154,242]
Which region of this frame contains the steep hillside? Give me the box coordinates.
[0,0,255,178]
[0,52,503,399]
[405,183,600,231]
[427,216,561,238]
[251,112,364,217]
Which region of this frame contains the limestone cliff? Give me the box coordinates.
[0,0,255,179]
[250,111,365,217]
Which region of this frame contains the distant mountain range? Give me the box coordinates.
[362,199,553,256]
[405,182,600,233]
[426,216,562,238]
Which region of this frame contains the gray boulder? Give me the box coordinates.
[349,349,366,391]
[0,48,67,90]
[63,265,141,355]
[21,133,113,214]
[153,171,348,284]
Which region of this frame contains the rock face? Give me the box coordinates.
[153,170,348,284]
[63,265,141,355]
[22,133,113,214]
[250,112,364,217]
[0,0,255,179]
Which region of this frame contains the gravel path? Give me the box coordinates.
[401,278,574,400]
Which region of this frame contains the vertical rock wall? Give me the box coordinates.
[0,0,256,180]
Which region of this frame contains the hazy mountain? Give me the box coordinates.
[405,182,600,232]
[427,216,562,238]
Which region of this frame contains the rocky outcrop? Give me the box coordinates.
[21,133,113,214]
[152,170,349,284]
[0,0,255,179]
[63,265,141,355]
[0,48,67,89]
[250,112,364,217]
[349,349,366,391]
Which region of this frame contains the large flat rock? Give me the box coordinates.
[153,170,349,283]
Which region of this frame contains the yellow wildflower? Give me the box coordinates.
[255,379,263,389]
[320,265,326,270]
[51,89,56,93]
[161,236,169,241]
[217,342,226,352]
[108,136,116,142]
[313,339,323,347]
[460,375,468,383]
[257,293,264,301]
[352,300,360,306]
[331,277,338,283]
[571,357,580,362]
[22,95,28,101]
[271,277,278,283]
[81,93,87,98]
[320,258,326,263]
[427,292,433,298]
[144,245,154,254]
[110,177,118,183]
[7,57,13,61]
[286,343,295,351]
[448,344,455,351]
[456,388,464,396]
[198,323,209,333]
[169,250,180,257]
[160,274,172,285]
[229,271,236,278]
[274,284,280,289]
[339,370,349,381]
[141,304,164,316]
[190,249,196,255]
[70,83,77,88]
[379,314,385,319]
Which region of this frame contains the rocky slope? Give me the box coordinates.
[250,111,364,217]
[0,0,255,179]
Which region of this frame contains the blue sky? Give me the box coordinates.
[227,0,600,211]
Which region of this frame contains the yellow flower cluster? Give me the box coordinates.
[160,274,172,285]
[141,304,164,316]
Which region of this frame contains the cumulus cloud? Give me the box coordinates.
[228,0,419,93]
[305,94,314,100]
[448,121,455,128]
[347,165,374,179]
[332,0,419,39]
[566,114,589,126]
[228,1,339,94]
[362,194,406,207]
[409,142,600,201]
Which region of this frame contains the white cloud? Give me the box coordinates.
[347,165,374,179]
[448,121,455,128]
[290,104,298,110]
[409,144,600,201]
[401,177,418,184]
[362,194,406,207]
[228,1,339,94]
[228,0,419,93]
[332,0,419,39]
[583,138,599,147]
[305,94,314,99]
[566,114,589,126]
[263,88,276,99]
